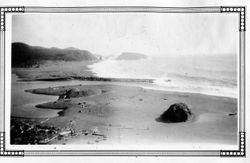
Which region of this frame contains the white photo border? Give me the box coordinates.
[0,6,246,157]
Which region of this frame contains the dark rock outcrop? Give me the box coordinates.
[157,103,192,123]
[11,118,59,144]
[65,88,98,99]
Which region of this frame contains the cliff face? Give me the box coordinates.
[12,42,99,67]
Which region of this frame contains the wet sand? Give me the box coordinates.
[11,63,238,147]
[13,83,237,146]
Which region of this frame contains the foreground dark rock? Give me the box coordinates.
[11,118,60,144]
[157,103,192,123]
[11,118,106,144]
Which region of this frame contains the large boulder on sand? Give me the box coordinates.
[157,103,192,123]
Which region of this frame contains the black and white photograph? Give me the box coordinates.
[0,0,248,161]
[10,12,239,147]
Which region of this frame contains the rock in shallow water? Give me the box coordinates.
[157,103,192,123]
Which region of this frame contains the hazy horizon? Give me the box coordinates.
[12,13,238,57]
[12,41,238,58]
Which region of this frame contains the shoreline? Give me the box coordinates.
[13,71,237,99]
[11,79,238,146]
[12,59,237,99]
[10,66,238,146]
[18,76,155,83]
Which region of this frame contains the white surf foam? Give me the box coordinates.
[88,56,237,98]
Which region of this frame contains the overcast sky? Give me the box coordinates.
[12,13,238,56]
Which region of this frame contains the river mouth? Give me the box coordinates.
[10,74,238,146]
[11,72,237,119]
[11,74,88,118]
[11,73,123,118]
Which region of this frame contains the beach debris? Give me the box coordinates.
[91,127,99,134]
[58,111,65,116]
[58,94,66,100]
[83,130,89,135]
[11,118,60,144]
[40,118,50,124]
[157,103,192,123]
[90,127,105,137]
[38,135,58,144]
[59,130,72,136]
[92,133,105,137]
[228,112,237,116]
[11,118,108,145]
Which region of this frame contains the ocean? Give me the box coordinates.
[88,55,238,98]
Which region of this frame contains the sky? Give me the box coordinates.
[12,13,238,56]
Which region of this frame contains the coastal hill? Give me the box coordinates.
[12,42,99,67]
[116,52,147,60]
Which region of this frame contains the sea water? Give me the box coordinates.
[88,55,237,98]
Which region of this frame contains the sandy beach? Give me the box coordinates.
[11,76,237,146]
[10,13,239,149]
[10,46,238,147]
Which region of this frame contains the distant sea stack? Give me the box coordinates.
[12,42,99,67]
[116,52,147,60]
